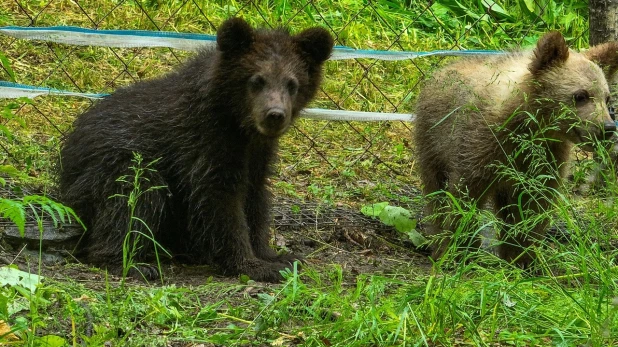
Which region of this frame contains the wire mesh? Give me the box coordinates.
[0,0,590,231]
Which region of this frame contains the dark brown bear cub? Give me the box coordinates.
[59,18,334,282]
[414,31,618,268]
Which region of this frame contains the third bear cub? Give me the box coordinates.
[414,31,618,267]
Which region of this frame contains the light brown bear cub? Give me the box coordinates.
[414,31,618,267]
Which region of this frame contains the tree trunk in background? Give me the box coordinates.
[590,0,618,45]
[589,0,618,196]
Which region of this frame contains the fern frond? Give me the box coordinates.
[0,198,26,236]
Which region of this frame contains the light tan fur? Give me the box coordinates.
[414,31,618,267]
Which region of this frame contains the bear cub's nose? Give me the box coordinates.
[267,109,285,123]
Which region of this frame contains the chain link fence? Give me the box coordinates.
[0,1,590,226]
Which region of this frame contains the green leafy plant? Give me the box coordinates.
[111,152,170,284]
[0,164,84,241]
[361,202,427,247]
[417,0,589,48]
[0,193,82,239]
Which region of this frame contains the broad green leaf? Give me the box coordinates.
[429,2,449,18]
[0,165,20,177]
[518,0,536,19]
[378,205,412,229]
[34,335,67,347]
[360,202,389,218]
[480,0,513,20]
[0,267,42,293]
[8,295,29,316]
[375,205,427,247]
[406,229,428,248]
[438,0,480,19]
[523,0,536,11]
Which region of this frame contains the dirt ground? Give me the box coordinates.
[0,197,430,290]
[0,198,432,346]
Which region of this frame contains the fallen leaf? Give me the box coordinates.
[0,320,20,341]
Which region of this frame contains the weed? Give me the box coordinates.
[111,152,170,285]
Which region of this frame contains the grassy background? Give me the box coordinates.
[2,1,618,346]
[0,0,590,206]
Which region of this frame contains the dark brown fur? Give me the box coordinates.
[59,18,333,282]
[414,31,618,267]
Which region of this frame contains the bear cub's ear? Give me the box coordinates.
[217,17,254,55]
[586,42,618,81]
[529,31,569,75]
[294,27,334,64]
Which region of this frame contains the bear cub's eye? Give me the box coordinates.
[249,75,266,91]
[573,89,589,104]
[287,78,299,95]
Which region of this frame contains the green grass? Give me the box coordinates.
[2,235,617,346]
[3,1,618,346]
[0,0,590,204]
